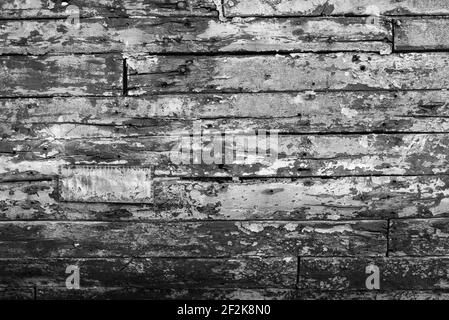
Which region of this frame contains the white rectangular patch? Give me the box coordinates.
[59,166,154,203]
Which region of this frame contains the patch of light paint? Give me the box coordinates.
[436,280,449,289]
[341,107,358,119]
[197,20,240,39]
[359,135,369,148]
[0,158,67,174]
[126,56,158,72]
[365,5,381,16]
[397,206,419,218]
[326,213,342,221]
[244,223,265,233]
[256,159,295,176]
[284,223,297,231]
[277,0,328,14]
[292,94,305,105]
[303,225,353,234]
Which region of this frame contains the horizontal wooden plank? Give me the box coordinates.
[0,220,387,257]
[300,257,449,291]
[2,91,449,136]
[0,17,391,55]
[224,0,449,17]
[34,286,449,300]
[0,287,34,300]
[0,54,122,97]
[298,290,449,300]
[127,53,449,94]
[0,0,218,18]
[395,18,449,51]
[55,176,449,221]
[3,133,449,180]
[0,257,296,288]
[36,287,296,300]
[390,218,449,256]
[3,175,449,221]
[59,166,154,203]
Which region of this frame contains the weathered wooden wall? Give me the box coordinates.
[1,0,449,300]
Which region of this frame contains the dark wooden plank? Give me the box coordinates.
[0,0,218,18]
[2,91,449,135]
[300,257,449,291]
[0,287,34,300]
[3,133,449,180]
[0,54,122,97]
[36,287,296,300]
[0,17,391,55]
[3,175,449,221]
[35,286,449,300]
[298,290,449,300]
[59,166,154,203]
[224,0,449,17]
[390,218,449,256]
[127,53,449,95]
[0,257,296,288]
[395,18,449,51]
[0,220,387,257]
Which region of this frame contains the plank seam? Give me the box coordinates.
[0,88,447,100]
[386,219,391,257]
[123,58,128,97]
[297,256,301,290]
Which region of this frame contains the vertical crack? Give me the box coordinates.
[386,219,391,257]
[123,58,128,96]
[296,256,301,290]
[391,18,398,53]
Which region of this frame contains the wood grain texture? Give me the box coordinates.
[3,175,449,221]
[223,0,449,17]
[59,166,154,203]
[2,91,449,135]
[0,54,122,97]
[395,18,449,51]
[0,17,392,55]
[127,53,449,95]
[0,257,296,288]
[0,0,218,18]
[390,218,449,256]
[36,287,297,300]
[0,220,387,258]
[0,180,59,220]
[3,134,449,180]
[57,176,449,221]
[300,257,449,291]
[298,290,449,300]
[34,287,449,300]
[2,0,449,300]
[0,287,34,300]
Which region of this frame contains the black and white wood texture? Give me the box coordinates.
[1,0,449,300]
